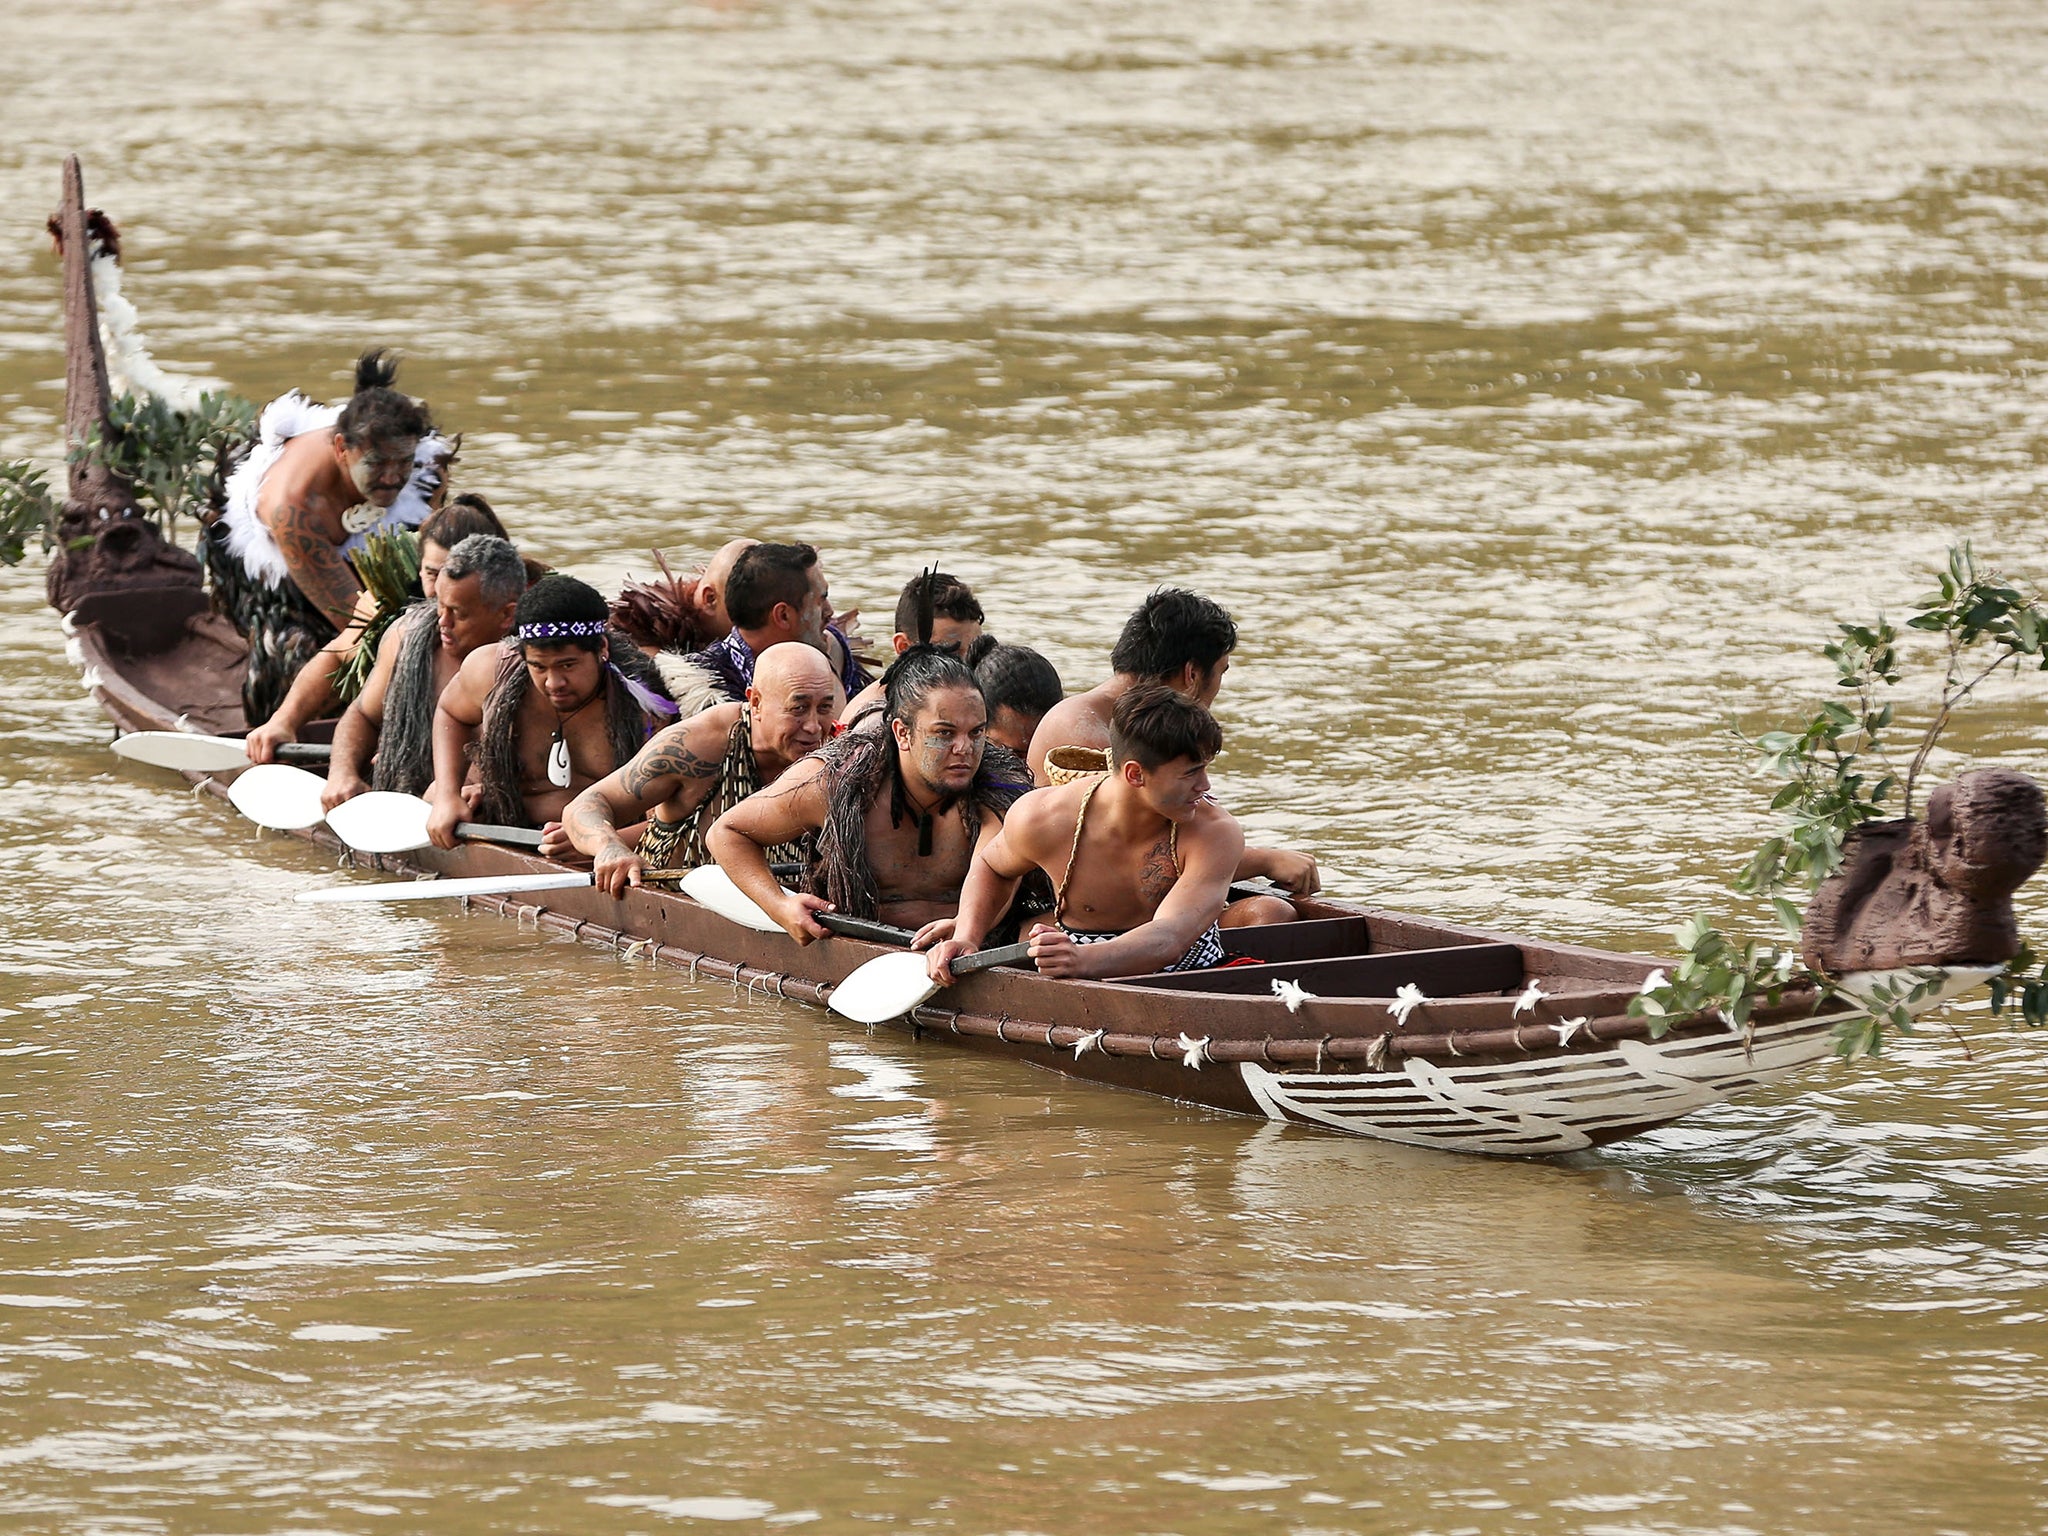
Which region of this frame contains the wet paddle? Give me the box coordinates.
[324,792,545,855]
[827,940,1033,1024]
[226,763,329,830]
[113,731,329,772]
[296,872,601,905]
[301,861,813,908]
[677,864,788,932]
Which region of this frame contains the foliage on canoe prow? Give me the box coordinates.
[1,390,253,569]
[72,389,253,541]
[0,461,57,566]
[1631,543,2048,1058]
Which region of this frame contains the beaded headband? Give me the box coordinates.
[517,620,607,641]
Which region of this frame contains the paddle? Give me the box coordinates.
[226,763,329,830]
[113,731,330,773]
[828,939,1033,1023]
[673,866,1029,1022]
[296,872,600,906]
[677,864,788,932]
[324,791,545,854]
[300,861,810,908]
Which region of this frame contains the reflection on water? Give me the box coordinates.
[4,0,2048,1529]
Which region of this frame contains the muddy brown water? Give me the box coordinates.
[3,1,2048,1531]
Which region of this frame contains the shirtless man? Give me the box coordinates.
[426,573,675,847]
[207,350,450,723]
[1026,586,1316,915]
[924,685,1248,983]
[563,642,840,895]
[707,648,1029,938]
[246,494,513,764]
[321,534,525,809]
[843,570,984,722]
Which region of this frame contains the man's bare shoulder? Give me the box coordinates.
[1026,694,1110,774]
[1003,782,1081,849]
[683,701,744,752]
[256,432,335,515]
[1183,798,1248,861]
[374,610,417,664]
[458,640,505,684]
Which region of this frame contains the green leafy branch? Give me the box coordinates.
[69,390,254,541]
[0,461,58,567]
[333,528,422,704]
[1629,544,2048,1059]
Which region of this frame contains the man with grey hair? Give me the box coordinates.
[322,533,526,808]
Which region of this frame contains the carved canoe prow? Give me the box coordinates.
[1802,767,2048,974]
[43,155,203,619]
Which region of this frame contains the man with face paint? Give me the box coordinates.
[707,646,1031,939]
[321,534,526,810]
[562,642,842,895]
[923,685,1251,983]
[207,350,452,723]
[426,574,676,849]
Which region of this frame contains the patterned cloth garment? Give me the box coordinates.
[632,709,811,880]
[689,624,865,703]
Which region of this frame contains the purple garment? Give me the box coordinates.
[689,624,865,701]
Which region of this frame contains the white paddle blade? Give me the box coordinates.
[828,950,941,1024]
[679,865,787,933]
[112,731,250,772]
[296,872,594,906]
[324,792,433,854]
[227,763,328,830]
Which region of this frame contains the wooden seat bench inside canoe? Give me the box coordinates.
[41,152,2009,1158]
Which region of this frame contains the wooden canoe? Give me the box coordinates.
[41,156,1989,1157]
[68,585,1989,1155]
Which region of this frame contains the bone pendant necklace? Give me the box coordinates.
[341,502,382,534]
[548,694,599,789]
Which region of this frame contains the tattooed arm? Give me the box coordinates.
[706,758,834,943]
[271,498,362,631]
[566,707,736,894]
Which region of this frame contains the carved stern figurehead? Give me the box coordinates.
[43,155,202,620]
[1802,768,2048,974]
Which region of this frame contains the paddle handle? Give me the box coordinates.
[951,940,1033,976]
[455,823,543,847]
[816,912,919,945]
[274,743,332,765]
[812,909,1029,971]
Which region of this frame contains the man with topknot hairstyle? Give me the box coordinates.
[207,348,452,722]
